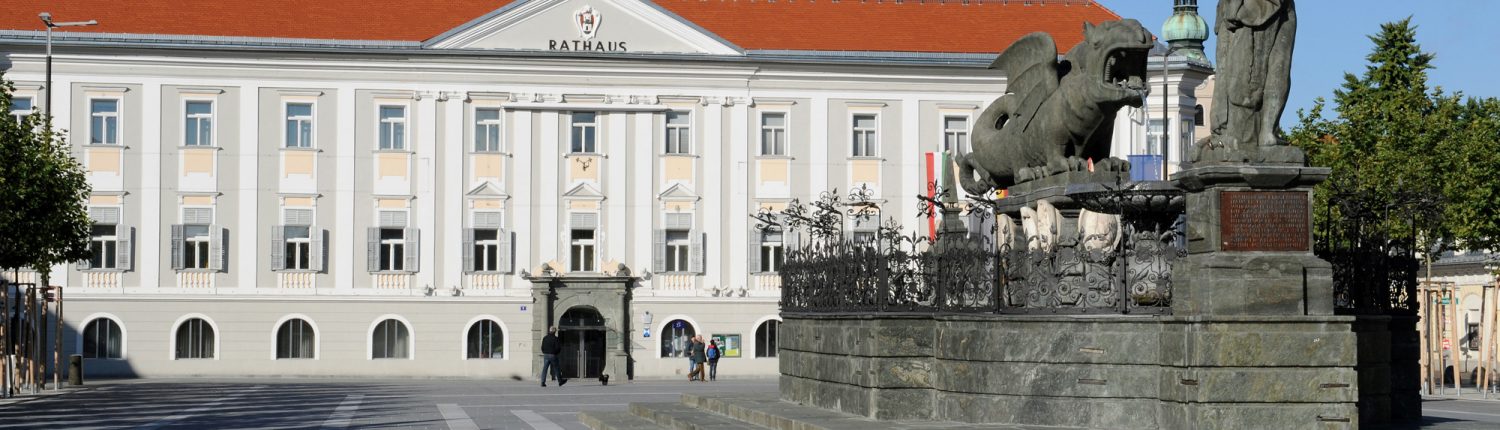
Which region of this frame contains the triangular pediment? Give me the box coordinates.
[466,182,510,198]
[657,183,699,201]
[427,0,741,56]
[563,182,605,199]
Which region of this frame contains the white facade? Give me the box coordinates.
[1,0,1204,379]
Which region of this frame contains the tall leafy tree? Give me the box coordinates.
[1290,18,1500,252]
[0,75,93,278]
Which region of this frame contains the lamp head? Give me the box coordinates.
[39,13,52,25]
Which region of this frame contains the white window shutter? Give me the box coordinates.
[209,225,226,272]
[404,228,419,272]
[270,226,286,271]
[366,227,380,272]
[653,229,666,272]
[462,228,475,273]
[499,229,513,274]
[689,231,705,274]
[118,226,133,271]
[748,228,762,274]
[311,228,326,272]
[170,224,185,270]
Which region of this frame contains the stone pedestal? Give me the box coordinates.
[1172,165,1333,316]
[1166,164,1360,428]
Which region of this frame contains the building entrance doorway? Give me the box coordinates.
[559,307,606,379]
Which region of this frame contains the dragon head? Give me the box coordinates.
[1074,19,1153,108]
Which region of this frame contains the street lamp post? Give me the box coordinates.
[1160,47,1178,180]
[39,12,98,121]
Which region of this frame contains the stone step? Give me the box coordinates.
[628,402,763,430]
[678,393,1033,430]
[578,411,662,430]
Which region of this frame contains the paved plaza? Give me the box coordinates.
[1,378,1499,429]
[0,378,777,429]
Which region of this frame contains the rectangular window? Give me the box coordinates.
[11,96,33,123]
[759,229,784,273]
[184,101,213,146]
[474,229,500,272]
[664,111,691,154]
[852,114,877,157]
[474,108,502,152]
[570,229,596,272]
[285,103,313,148]
[284,226,312,270]
[379,228,405,271]
[378,105,406,150]
[90,99,120,145]
[1146,119,1166,156]
[760,113,786,156]
[570,112,598,153]
[1180,118,1195,162]
[664,230,690,272]
[183,224,212,269]
[943,116,969,155]
[89,224,119,269]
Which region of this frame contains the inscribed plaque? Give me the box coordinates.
[1219,191,1309,252]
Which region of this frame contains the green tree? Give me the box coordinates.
[1290,18,1500,252]
[0,75,93,277]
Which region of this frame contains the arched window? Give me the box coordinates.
[372,319,410,359]
[276,318,316,359]
[756,319,780,358]
[1193,105,1205,127]
[660,319,695,358]
[175,318,215,359]
[466,320,504,359]
[83,318,123,359]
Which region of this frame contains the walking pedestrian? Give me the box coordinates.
[706,339,721,381]
[540,326,565,387]
[687,335,707,382]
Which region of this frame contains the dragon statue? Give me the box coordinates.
[957,19,1154,195]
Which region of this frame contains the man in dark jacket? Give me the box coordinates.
[687,335,707,382]
[540,326,564,387]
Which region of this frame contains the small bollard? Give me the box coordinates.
[600,374,609,386]
[68,355,83,386]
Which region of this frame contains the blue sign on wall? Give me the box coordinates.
[674,320,685,329]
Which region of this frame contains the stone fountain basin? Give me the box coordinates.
[1065,181,1185,215]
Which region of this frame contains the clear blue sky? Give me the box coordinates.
[1106,0,1500,126]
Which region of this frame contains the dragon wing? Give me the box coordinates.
[988,32,1062,132]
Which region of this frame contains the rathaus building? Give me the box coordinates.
[0,0,1209,379]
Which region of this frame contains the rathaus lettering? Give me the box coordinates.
[548,40,628,52]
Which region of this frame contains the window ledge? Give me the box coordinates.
[280,147,322,153]
[467,271,513,275]
[79,268,128,273]
[565,152,607,158]
[176,269,219,274]
[755,155,794,160]
[470,151,511,157]
[82,144,129,149]
[178,146,222,151]
[660,153,698,158]
[846,156,886,162]
[372,149,412,155]
[372,271,415,275]
[275,269,321,274]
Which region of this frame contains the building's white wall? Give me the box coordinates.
[3,38,1201,379]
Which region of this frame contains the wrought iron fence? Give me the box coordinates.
[1316,182,1432,316]
[773,183,1183,315]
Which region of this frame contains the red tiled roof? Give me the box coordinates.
[0,0,1122,54]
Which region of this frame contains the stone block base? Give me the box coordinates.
[780,313,1360,429]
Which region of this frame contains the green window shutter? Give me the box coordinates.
[311,228,326,272]
[499,229,514,274]
[270,225,286,271]
[404,228,419,272]
[118,226,133,271]
[689,230,705,274]
[209,225,226,272]
[366,227,380,272]
[653,229,666,272]
[462,228,475,273]
[170,224,185,270]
